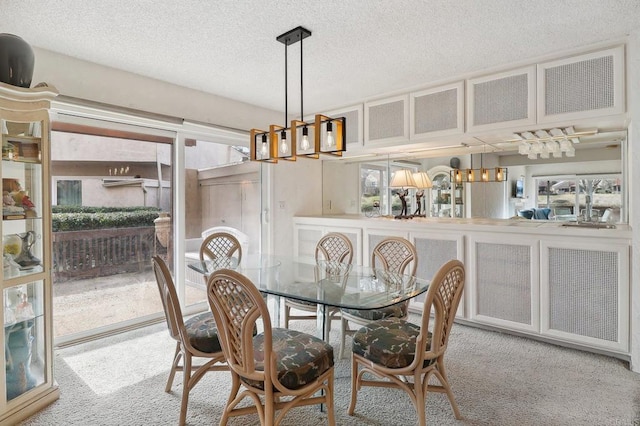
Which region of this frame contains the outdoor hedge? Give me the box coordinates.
[52,206,164,232]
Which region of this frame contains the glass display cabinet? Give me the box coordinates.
[0,82,59,424]
[427,165,465,218]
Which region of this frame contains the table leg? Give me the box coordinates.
[316,303,330,342]
[266,293,282,328]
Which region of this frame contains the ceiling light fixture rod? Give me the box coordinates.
[284,38,288,126]
[300,32,304,120]
[276,26,311,122]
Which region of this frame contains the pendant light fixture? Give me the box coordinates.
[451,150,508,183]
[250,26,346,163]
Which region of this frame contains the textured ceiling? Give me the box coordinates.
[1,0,640,116]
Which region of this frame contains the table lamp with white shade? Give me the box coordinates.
[389,169,417,218]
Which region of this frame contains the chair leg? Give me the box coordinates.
[347,355,359,415]
[325,370,337,426]
[166,342,181,392]
[415,371,427,426]
[339,318,349,359]
[265,387,275,426]
[179,352,192,426]
[283,305,290,328]
[220,373,240,426]
[433,359,462,419]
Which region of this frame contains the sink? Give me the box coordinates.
[561,222,616,229]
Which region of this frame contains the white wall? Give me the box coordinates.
[271,160,323,256]
[32,47,281,131]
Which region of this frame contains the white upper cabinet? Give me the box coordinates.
[321,104,364,151]
[364,94,409,146]
[537,46,625,123]
[349,45,625,147]
[410,81,464,139]
[466,66,536,132]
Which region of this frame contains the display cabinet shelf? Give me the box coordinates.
[0,81,58,425]
[427,166,465,218]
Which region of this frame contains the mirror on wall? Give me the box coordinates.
[322,130,626,223]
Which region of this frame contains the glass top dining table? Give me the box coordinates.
[188,254,430,341]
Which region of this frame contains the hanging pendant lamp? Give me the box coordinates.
[250,26,346,163]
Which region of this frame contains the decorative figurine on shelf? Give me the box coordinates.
[396,188,409,218]
[3,190,24,218]
[15,289,34,319]
[20,194,36,218]
[9,186,24,205]
[6,181,37,218]
[3,190,15,206]
[413,190,424,216]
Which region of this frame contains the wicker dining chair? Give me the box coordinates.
[348,259,465,426]
[207,269,336,426]
[198,232,243,281]
[151,256,228,426]
[283,232,354,335]
[339,236,418,358]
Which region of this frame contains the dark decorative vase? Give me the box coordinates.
[0,34,35,88]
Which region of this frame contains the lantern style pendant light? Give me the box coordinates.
[250,26,346,163]
[450,151,508,183]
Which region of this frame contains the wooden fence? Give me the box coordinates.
[52,227,162,281]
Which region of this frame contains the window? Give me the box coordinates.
[535,173,623,223]
[56,180,81,205]
[360,164,387,215]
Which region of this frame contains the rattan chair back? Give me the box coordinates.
[316,232,354,264]
[371,236,417,277]
[199,231,242,264]
[153,255,187,344]
[421,259,465,361]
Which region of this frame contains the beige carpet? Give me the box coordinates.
[19,316,640,426]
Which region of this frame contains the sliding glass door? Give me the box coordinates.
[49,117,177,341]
[181,134,260,309]
[48,108,256,344]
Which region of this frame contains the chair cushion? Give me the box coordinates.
[352,317,433,369]
[243,328,334,391]
[342,301,407,321]
[184,312,222,353]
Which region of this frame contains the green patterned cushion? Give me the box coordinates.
[343,301,407,321]
[352,317,433,368]
[242,328,334,390]
[184,312,222,353]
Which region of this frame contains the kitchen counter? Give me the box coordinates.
[294,214,631,240]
